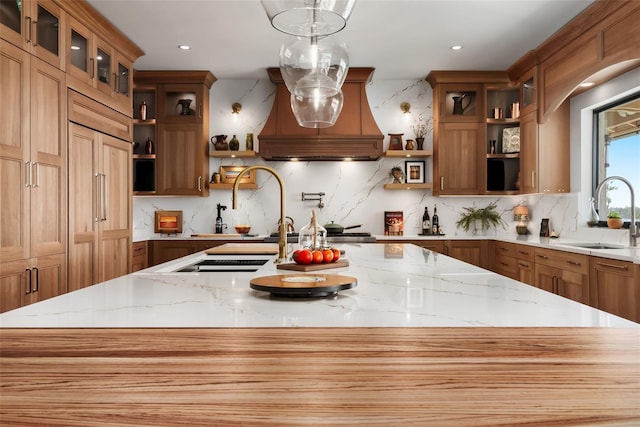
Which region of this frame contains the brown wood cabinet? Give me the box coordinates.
[133,71,215,196]
[493,241,534,285]
[0,40,67,313]
[149,240,227,267]
[444,240,494,270]
[435,122,484,195]
[589,257,639,323]
[68,122,131,292]
[534,247,589,304]
[131,241,148,272]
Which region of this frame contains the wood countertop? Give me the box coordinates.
[1,327,639,426]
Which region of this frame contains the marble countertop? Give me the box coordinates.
[1,243,636,328]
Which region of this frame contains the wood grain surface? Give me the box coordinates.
[1,328,639,426]
[204,243,279,254]
[276,259,349,271]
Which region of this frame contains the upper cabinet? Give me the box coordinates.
[0,0,65,69]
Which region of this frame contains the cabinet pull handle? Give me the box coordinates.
[31,20,38,46]
[95,173,101,222]
[517,262,529,268]
[198,104,203,119]
[499,261,509,267]
[566,260,581,266]
[32,267,39,292]
[518,250,529,256]
[499,247,508,252]
[90,58,95,79]
[112,73,117,92]
[197,176,202,192]
[531,171,536,188]
[440,176,444,191]
[536,254,548,260]
[25,161,32,187]
[101,174,108,221]
[595,261,628,271]
[25,16,32,43]
[25,269,32,294]
[33,162,40,188]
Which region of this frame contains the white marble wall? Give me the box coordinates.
[133,70,639,247]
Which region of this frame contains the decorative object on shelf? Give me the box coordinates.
[390,166,404,183]
[388,133,403,150]
[384,211,404,236]
[502,127,520,153]
[514,203,530,235]
[412,112,431,150]
[231,102,242,114]
[510,102,520,119]
[145,137,154,154]
[212,135,228,150]
[490,140,497,154]
[587,196,600,227]
[452,93,471,115]
[492,107,504,119]
[154,210,183,235]
[229,135,240,151]
[221,165,255,184]
[215,203,227,234]
[539,218,550,237]
[210,172,221,184]
[245,133,254,151]
[139,101,147,120]
[405,160,425,184]
[455,201,507,235]
[400,102,411,115]
[607,211,623,229]
[176,98,194,115]
[405,139,415,150]
[415,138,425,150]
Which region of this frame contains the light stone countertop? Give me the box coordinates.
[1,243,636,328]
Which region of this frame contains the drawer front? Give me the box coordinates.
[534,247,588,275]
[513,245,535,262]
[495,253,518,278]
[495,241,535,262]
[495,241,516,256]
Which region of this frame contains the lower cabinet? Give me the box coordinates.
[150,240,228,267]
[444,240,494,270]
[589,257,639,323]
[494,242,535,286]
[534,247,589,304]
[131,241,148,272]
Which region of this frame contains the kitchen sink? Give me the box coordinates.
[176,255,273,272]
[564,243,627,250]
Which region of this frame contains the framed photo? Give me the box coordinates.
[502,127,520,153]
[388,133,404,150]
[220,165,255,184]
[405,160,425,184]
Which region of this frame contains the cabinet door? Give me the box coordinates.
[158,84,205,123]
[445,240,482,267]
[0,41,30,262]
[66,15,93,85]
[516,259,535,286]
[590,257,639,322]
[94,36,113,98]
[435,122,484,195]
[0,259,29,313]
[534,263,558,294]
[557,270,589,304]
[151,241,198,266]
[437,84,484,122]
[25,253,66,306]
[156,123,206,195]
[519,110,538,194]
[29,56,66,258]
[131,241,148,272]
[67,124,99,291]
[114,50,132,109]
[98,133,132,282]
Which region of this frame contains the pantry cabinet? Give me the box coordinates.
[589,257,639,323]
[0,40,67,312]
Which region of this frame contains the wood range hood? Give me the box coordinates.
[258,67,384,161]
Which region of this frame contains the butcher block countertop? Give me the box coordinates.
[1,327,639,425]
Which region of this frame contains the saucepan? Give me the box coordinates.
[324,221,362,234]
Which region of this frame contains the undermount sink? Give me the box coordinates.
[564,243,627,250]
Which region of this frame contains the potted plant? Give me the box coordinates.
[456,201,507,235]
[607,211,624,229]
[390,166,404,183]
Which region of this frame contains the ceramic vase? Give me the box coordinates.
[415,137,425,150]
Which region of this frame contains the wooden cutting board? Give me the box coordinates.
[205,243,279,255]
[250,274,357,297]
[276,260,349,271]
[191,234,241,238]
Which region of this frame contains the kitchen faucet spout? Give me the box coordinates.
[232,165,288,262]
[595,175,638,247]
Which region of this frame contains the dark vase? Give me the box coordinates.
[229,135,239,151]
[415,137,425,150]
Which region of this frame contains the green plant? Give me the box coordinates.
[607,211,621,219]
[456,201,507,233]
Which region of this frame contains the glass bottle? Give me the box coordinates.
[422,207,431,235]
[432,205,439,234]
[298,210,327,250]
[246,133,254,151]
[229,134,240,151]
[587,197,600,227]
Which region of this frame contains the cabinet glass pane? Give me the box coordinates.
[523,77,534,108]
[117,62,129,96]
[96,48,110,85]
[36,4,58,56]
[165,91,197,117]
[70,30,88,72]
[0,0,21,34]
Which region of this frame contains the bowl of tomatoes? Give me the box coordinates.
[292,247,340,265]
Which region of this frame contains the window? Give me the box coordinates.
[593,93,640,221]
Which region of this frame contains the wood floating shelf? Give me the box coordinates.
[209,183,258,190]
[384,150,433,158]
[383,183,433,190]
[486,153,519,159]
[209,150,257,158]
[486,118,519,124]
[132,154,156,159]
[132,119,156,125]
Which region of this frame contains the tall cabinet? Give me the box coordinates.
[133,71,215,197]
[0,40,67,312]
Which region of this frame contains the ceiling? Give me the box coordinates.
[86,0,594,81]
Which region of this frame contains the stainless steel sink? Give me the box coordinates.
[176,254,273,272]
[564,243,627,250]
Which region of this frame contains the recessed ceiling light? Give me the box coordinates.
[580,82,595,87]
[450,45,463,51]
[178,45,191,50]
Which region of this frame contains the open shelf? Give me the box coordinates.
[132,119,156,126]
[209,150,257,158]
[486,153,519,159]
[384,150,432,158]
[209,183,258,190]
[383,183,433,190]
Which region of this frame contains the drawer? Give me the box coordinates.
[495,253,518,278]
[534,247,588,275]
[495,241,535,262]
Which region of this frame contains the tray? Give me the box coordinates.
[205,243,279,255]
[276,260,349,272]
[250,274,357,297]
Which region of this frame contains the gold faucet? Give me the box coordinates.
[232,165,288,262]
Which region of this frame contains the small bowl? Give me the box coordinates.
[235,225,251,234]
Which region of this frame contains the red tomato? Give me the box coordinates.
[321,249,334,263]
[292,249,301,262]
[312,250,324,264]
[331,248,340,262]
[295,249,313,265]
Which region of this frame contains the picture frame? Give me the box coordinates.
[502,127,520,153]
[405,160,425,184]
[388,133,404,150]
[220,165,255,184]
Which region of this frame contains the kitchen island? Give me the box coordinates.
[1,243,639,425]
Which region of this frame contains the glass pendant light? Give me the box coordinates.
[261,0,357,37]
[290,89,343,128]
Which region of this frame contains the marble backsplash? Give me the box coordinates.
[133,77,634,247]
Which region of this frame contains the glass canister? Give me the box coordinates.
[298,210,327,250]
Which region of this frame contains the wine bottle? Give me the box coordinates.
[422,207,431,235]
[432,205,439,234]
